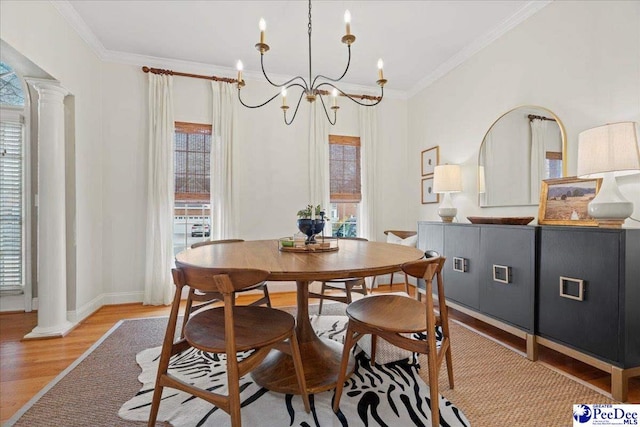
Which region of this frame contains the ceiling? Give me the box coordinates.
[60,0,549,96]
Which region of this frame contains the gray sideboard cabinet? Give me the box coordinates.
[417,222,538,359]
[537,226,640,402]
[418,221,640,402]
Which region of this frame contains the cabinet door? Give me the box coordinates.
[443,225,480,309]
[479,227,535,332]
[538,229,620,362]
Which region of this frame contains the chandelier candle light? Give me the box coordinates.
[236,0,386,125]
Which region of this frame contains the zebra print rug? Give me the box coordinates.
[118,315,470,426]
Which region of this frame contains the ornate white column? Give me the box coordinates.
[24,79,75,339]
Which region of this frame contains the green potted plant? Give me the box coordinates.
[297,205,325,244]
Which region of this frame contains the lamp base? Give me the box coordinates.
[438,193,457,223]
[587,172,633,228]
[437,206,457,223]
[439,215,455,223]
[595,219,625,229]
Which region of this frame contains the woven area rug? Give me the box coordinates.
[6,304,616,426]
[118,315,468,426]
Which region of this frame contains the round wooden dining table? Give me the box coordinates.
[175,238,425,394]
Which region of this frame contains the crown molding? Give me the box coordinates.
[52,0,549,102]
[407,0,552,98]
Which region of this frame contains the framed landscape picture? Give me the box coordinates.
[538,177,602,226]
[421,146,439,176]
[422,177,439,204]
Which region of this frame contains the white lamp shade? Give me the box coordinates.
[577,122,640,179]
[433,164,462,193]
[478,166,486,194]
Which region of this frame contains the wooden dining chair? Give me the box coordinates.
[378,230,418,294]
[333,253,454,427]
[181,239,271,337]
[309,237,369,314]
[148,265,310,427]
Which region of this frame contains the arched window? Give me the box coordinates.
[1,61,27,292]
[1,61,26,106]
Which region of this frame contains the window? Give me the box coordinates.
[173,122,212,254]
[545,151,562,180]
[329,135,361,237]
[1,61,26,292]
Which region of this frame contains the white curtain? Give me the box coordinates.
[144,74,174,306]
[211,81,239,240]
[530,119,548,204]
[308,102,330,213]
[358,106,378,240]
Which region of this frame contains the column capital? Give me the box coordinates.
[25,78,69,99]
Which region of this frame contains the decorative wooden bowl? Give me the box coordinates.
[466,216,535,225]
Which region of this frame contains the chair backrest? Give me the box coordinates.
[190,238,244,249]
[384,230,417,240]
[339,237,368,241]
[401,253,446,304]
[173,264,270,295]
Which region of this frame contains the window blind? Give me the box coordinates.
[174,122,212,201]
[329,135,361,203]
[0,116,24,291]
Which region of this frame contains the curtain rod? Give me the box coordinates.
[528,114,556,122]
[141,66,381,102]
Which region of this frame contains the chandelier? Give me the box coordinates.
[235,0,387,125]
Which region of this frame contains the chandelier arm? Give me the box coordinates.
[310,44,352,89]
[237,87,282,109]
[316,83,384,107]
[317,93,337,126]
[284,90,307,125]
[260,54,309,90]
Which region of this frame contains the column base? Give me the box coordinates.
[24,320,77,340]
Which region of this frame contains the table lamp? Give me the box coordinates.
[433,164,462,223]
[577,122,640,228]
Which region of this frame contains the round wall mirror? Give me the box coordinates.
[478,106,567,207]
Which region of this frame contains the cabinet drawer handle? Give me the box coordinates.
[559,276,584,301]
[493,264,511,284]
[453,257,468,273]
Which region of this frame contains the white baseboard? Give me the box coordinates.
[67,291,144,324]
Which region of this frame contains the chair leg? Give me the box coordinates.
[262,283,271,308]
[404,272,410,295]
[426,332,441,427]
[227,359,242,427]
[318,281,326,315]
[180,290,195,339]
[344,282,353,305]
[445,338,455,389]
[333,323,356,413]
[370,335,377,366]
[289,331,311,413]
[148,382,163,426]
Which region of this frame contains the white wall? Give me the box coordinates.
[408,0,640,226]
[1,0,105,317]
[100,65,412,298]
[5,0,638,316]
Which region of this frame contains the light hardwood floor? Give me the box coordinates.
[1,285,638,423]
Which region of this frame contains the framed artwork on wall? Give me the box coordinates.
[422,177,439,204]
[421,146,439,176]
[538,177,602,226]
